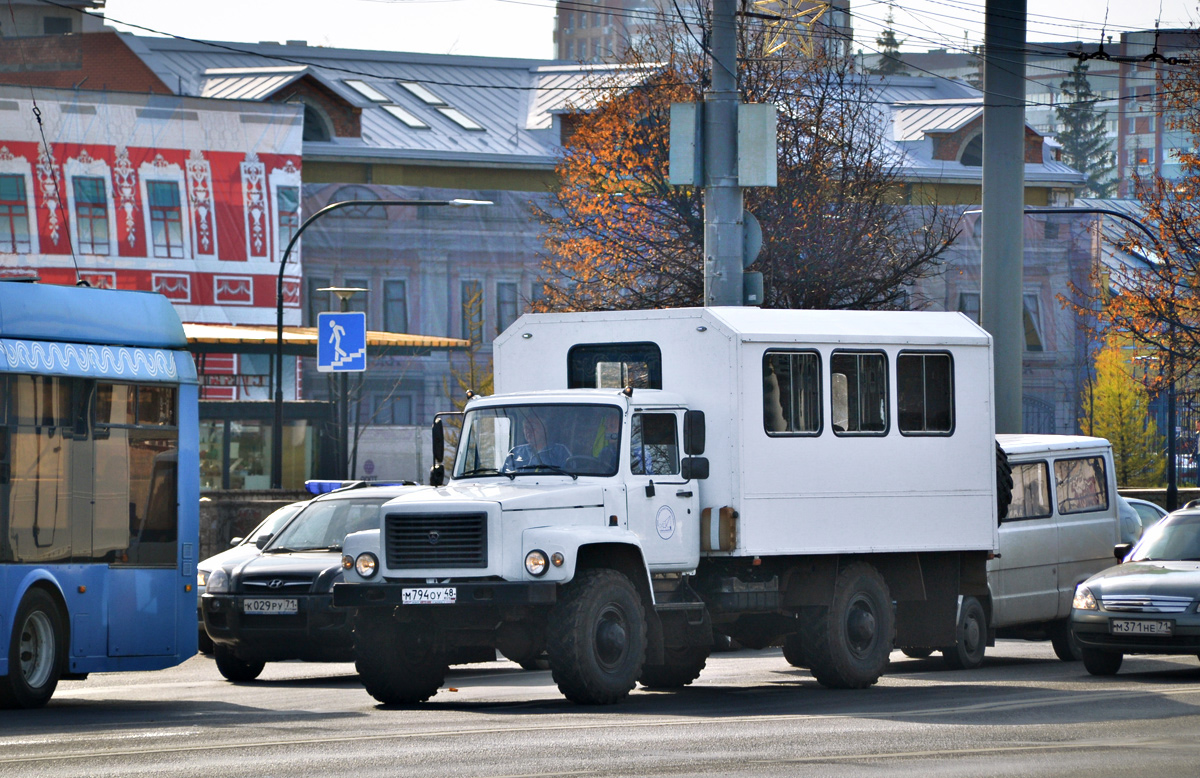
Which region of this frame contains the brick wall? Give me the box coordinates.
[929,117,1045,164]
[269,77,361,138]
[0,32,171,93]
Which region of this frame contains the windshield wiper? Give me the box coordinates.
[458,468,502,479]
[265,546,300,554]
[267,546,327,553]
[506,464,578,480]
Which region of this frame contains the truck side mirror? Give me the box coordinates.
[430,418,446,487]
[684,410,705,456]
[681,456,709,480]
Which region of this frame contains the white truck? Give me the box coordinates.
[334,308,1002,704]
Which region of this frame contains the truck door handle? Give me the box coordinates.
[676,490,693,498]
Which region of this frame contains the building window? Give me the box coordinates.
[383,280,408,334]
[344,277,369,318]
[43,16,70,34]
[830,351,888,435]
[897,352,954,435]
[496,281,519,335]
[1024,293,1044,352]
[763,350,821,435]
[461,280,483,342]
[147,180,184,258]
[302,104,332,142]
[960,135,983,166]
[277,185,299,257]
[73,176,109,256]
[957,291,980,324]
[307,276,331,326]
[374,394,414,425]
[0,174,31,254]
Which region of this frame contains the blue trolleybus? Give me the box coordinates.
[0,283,199,708]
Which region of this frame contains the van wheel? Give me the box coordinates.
[213,644,265,682]
[547,569,647,704]
[901,647,934,659]
[1049,620,1083,662]
[1081,648,1123,676]
[806,563,894,689]
[639,645,709,688]
[354,618,447,704]
[0,589,65,709]
[942,596,987,670]
[782,633,809,668]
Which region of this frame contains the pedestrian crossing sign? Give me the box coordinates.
[317,312,367,372]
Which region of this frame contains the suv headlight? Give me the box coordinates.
[1072,586,1098,611]
[355,552,379,578]
[197,569,209,588]
[206,568,231,594]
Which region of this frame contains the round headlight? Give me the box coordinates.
[206,568,230,594]
[525,550,548,577]
[355,552,379,578]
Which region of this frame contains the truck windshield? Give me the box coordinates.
[454,404,622,479]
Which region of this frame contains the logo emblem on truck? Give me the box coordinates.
[428,531,441,545]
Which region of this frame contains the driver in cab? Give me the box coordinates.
[504,413,571,471]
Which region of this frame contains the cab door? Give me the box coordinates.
[624,409,699,571]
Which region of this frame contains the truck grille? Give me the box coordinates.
[385,512,488,569]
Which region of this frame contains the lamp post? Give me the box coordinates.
[271,197,492,489]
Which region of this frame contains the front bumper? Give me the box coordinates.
[1071,609,1200,654]
[332,581,557,608]
[202,593,352,661]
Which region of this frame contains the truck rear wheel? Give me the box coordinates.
[547,569,647,704]
[354,617,447,705]
[639,645,709,688]
[941,596,987,670]
[806,563,894,689]
[0,588,65,709]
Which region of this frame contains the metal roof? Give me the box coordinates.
[184,323,469,355]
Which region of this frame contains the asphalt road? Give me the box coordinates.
[3,642,1200,777]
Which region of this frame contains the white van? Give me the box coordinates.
[917,434,1119,668]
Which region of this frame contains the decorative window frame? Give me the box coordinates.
[241,152,268,260]
[268,159,302,263]
[186,149,218,257]
[64,150,118,257]
[138,155,191,259]
[0,146,39,255]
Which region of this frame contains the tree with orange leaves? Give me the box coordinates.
[536,10,959,312]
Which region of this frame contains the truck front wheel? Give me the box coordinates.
[639,645,709,688]
[354,617,447,705]
[547,569,647,704]
[806,562,894,689]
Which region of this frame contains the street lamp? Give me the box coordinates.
[271,198,492,489]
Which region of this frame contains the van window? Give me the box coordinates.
[630,413,678,476]
[763,351,821,435]
[568,342,662,389]
[1005,461,1052,520]
[830,352,887,435]
[1055,456,1109,515]
[897,352,953,435]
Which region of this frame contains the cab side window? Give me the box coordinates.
[630,413,679,476]
[1005,461,1052,520]
[1055,456,1109,515]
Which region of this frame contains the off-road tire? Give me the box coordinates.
[782,633,810,668]
[1049,620,1083,662]
[1081,648,1123,676]
[546,569,647,704]
[806,563,895,689]
[942,596,987,670]
[997,440,1013,521]
[213,644,265,682]
[354,617,447,705]
[639,645,709,688]
[0,588,65,709]
[900,646,934,659]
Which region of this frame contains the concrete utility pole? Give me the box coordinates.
[980,0,1027,434]
[703,0,744,306]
